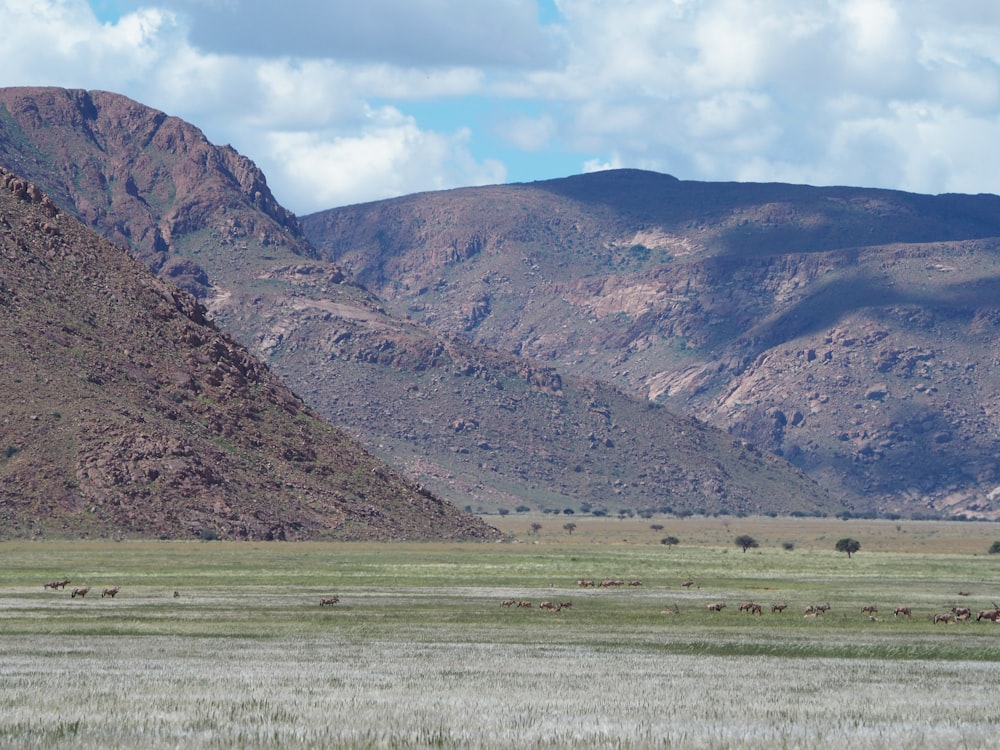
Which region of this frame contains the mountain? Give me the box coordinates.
[0,87,838,519]
[0,165,499,541]
[302,170,1000,519]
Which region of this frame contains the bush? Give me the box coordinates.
[988,541,1000,554]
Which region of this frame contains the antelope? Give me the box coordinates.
[933,613,953,624]
[771,603,788,613]
[577,579,595,588]
[599,579,624,587]
[628,580,643,587]
[500,599,516,607]
[862,605,878,615]
[539,601,561,611]
[516,601,532,608]
[559,601,573,610]
[815,603,831,613]
[707,602,726,611]
[680,580,694,588]
[976,608,1000,622]
[71,587,90,598]
[893,607,911,617]
[44,579,71,590]
[750,603,763,615]
[738,601,755,612]
[951,606,971,619]
[320,597,340,606]
[101,587,120,598]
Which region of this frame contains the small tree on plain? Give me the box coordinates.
[661,536,679,547]
[835,537,861,558]
[563,522,577,535]
[530,522,542,535]
[735,534,759,553]
[988,541,1000,554]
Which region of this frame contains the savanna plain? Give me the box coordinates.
[2,516,1000,749]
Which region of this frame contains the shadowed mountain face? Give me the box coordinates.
[302,170,1000,519]
[0,87,838,520]
[0,166,499,541]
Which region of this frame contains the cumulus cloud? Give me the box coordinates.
[264,108,507,212]
[3,0,1000,211]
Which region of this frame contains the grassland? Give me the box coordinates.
[2,517,1000,748]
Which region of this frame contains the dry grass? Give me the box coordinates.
[490,514,1000,555]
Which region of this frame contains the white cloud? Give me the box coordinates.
[4,0,1000,212]
[264,107,507,212]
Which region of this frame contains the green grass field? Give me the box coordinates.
[2,518,1000,747]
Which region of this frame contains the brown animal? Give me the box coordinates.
[577,579,595,588]
[599,579,624,587]
[44,579,71,590]
[559,601,572,610]
[707,602,726,611]
[933,613,953,624]
[500,599,516,607]
[628,580,643,587]
[893,607,911,617]
[976,608,1000,622]
[750,603,763,615]
[738,601,755,612]
[71,587,90,598]
[680,580,694,588]
[862,605,878,614]
[320,597,340,606]
[951,606,971,619]
[101,587,120,598]
[771,603,788,613]
[517,600,532,608]
[815,603,831,613]
[539,601,561,611]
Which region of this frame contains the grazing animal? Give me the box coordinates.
[951,606,971,619]
[599,579,624,587]
[320,597,340,606]
[707,602,726,611]
[500,599,516,607]
[804,605,816,614]
[101,587,120,598]
[628,580,643,587]
[44,579,71,590]
[559,601,572,610]
[680,580,694,588]
[738,601,755,612]
[976,608,1000,622]
[71,587,90,598]
[815,603,831,613]
[862,605,878,614]
[173,591,180,598]
[893,607,911,617]
[958,591,971,597]
[771,603,788,613]
[539,601,561,611]
[577,579,595,588]
[933,613,953,624]
[750,603,763,615]
[804,611,820,619]
[517,600,532,608]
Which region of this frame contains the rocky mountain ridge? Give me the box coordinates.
[0,86,838,519]
[303,171,1000,519]
[0,164,499,540]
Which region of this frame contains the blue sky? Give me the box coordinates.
[3,1,1000,215]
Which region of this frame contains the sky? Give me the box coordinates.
[2,1,1000,215]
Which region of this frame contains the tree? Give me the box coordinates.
[660,536,679,547]
[835,538,861,558]
[735,534,759,553]
[530,522,542,535]
[988,541,1000,554]
[563,522,577,535]
[650,524,664,532]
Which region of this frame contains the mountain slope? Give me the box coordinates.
[0,87,839,518]
[302,170,1000,518]
[0,166,499,541]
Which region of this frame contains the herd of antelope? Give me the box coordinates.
[43,581,121,599]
